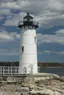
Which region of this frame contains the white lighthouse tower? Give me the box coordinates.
[18,13,39,74]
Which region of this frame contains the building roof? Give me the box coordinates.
[24,12,33,19]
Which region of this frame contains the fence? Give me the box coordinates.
[0,66,19,75]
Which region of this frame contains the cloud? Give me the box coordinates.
[0,16,3,20]
[0,48,19,56]
[0,9,11,16]
[0,30,20,42]
[0,29,64,45]
[56,29,64,35]
[4,12,26,26]
[0,0,64,45]
[0,31,14,41]
[0,0,30,9]
[47,0,63,11]
[0,1,20,9]
[0,0,14,2]
[44,50,64,55]
[38,50,64,55]
[1,0,64,27]
[0,48,64,56]
[37,31,64,44]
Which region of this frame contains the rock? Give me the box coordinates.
[0,74,64,95]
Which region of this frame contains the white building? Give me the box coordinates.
[18,13,39,74]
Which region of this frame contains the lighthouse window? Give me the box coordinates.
[34,37,36,43]
[30,18,33,21]
[24,18,27,21]
[22,46,24,52]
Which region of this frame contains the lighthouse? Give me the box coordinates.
[18,13,39,74]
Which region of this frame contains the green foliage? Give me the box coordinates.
[0,62,19,66]
[38,62,64,67]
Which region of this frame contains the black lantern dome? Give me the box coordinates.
[18,13,39,29]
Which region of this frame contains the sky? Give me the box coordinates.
[0,0,64,62]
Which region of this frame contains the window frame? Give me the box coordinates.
[22,46,24,52]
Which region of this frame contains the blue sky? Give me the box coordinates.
[0,0,64,62]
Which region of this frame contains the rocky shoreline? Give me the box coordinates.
[0,73,64,95]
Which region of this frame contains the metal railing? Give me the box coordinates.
[18,21,39,26]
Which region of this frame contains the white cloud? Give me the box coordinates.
[44,50,64,55]
[47,0,63,11]
[0,30,20,42]
[0,0,30,9]
[0,31,14,41]
[46,50,64,55]
[0,48,19,56]
[0,16,3,20]
[16,34,20,39]
[0,2,20,9]
[4,12,26,26]
[1,0,64,27]
[16,0,31,9]
[0,0,14,2]
[37,32,64,45]
[1,29,64,44]
[56,29,64,35]
[10,32,20,39]
[0,48,64,56]
[0,9,11,15]
[38,50,64,55]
